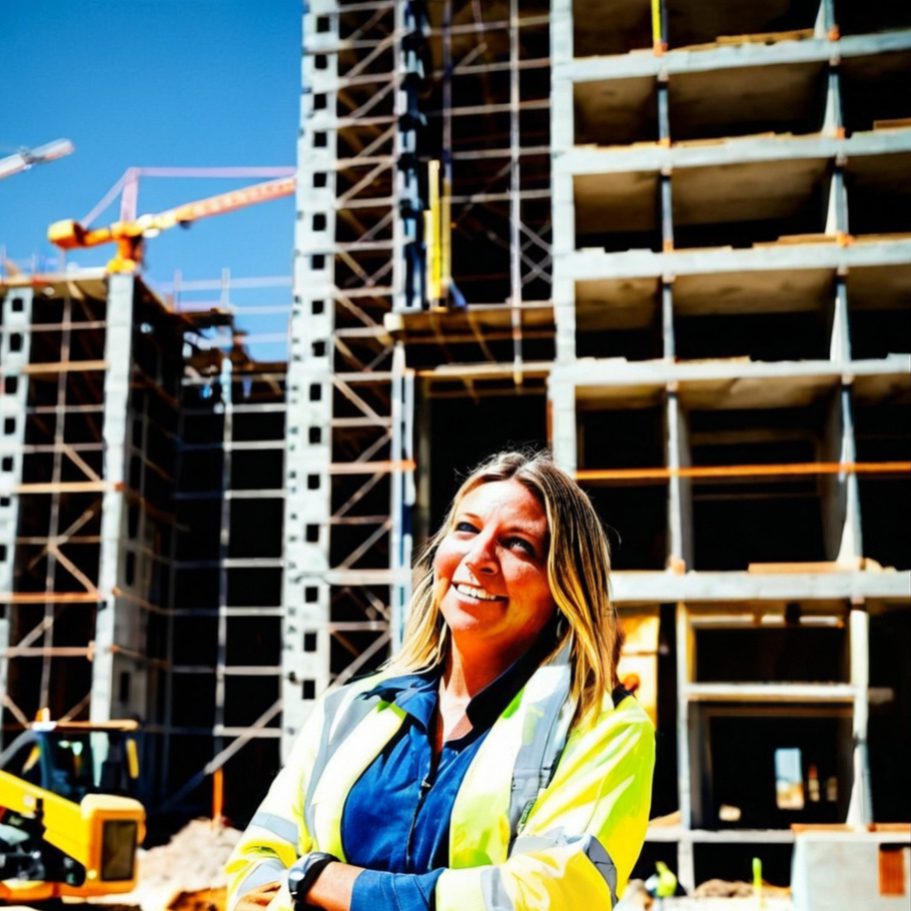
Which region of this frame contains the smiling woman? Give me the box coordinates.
[226,450,655,911]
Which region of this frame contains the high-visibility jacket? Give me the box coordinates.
[225,653,654,910]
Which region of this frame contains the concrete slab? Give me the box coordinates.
[669,60,826,141]
[672,156,829,227]
[609,569,911,604]
[564,128,911,175]
[566,30,911,82]
[569,237,911,281]
[576,275,660,328]
[672,268,832,315]
[575,168,659,234]
[664,0,818,51]
[846,262,911,310]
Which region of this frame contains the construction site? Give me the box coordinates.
[1,0,910,907]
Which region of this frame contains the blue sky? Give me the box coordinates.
[1,0,301,300]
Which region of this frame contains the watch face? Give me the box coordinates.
[287,852,337,906]
[287,858,309,900]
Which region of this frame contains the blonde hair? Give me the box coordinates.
[388,450,618,723]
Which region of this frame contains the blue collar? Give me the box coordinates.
[361,632,558,734]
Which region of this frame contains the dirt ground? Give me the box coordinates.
[59,821,794,911]
[82,819,241,911]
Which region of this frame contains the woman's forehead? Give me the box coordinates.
[456,478,548,529]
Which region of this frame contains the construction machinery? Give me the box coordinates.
[48,175,295,272]
[0,139,74,181]
[0,719,145,902]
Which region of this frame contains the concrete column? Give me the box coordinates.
[281,0,339,752]
[666,388,693,571]
[846,601,873,825]
[548,367,577,474]
[0,287,33,744]
[551,0,576,365]
[91,274,134,722]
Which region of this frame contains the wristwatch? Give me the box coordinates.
[287,852,339,910]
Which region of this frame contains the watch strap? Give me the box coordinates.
[288,851,339,910]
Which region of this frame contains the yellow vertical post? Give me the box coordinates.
[426,160,442,306]
[651,0,665,54]
[440,170,452,303]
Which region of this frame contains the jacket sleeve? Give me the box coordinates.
[224,699,325,911]
[434,703,655,911]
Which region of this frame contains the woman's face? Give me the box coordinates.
[433,478,556,661]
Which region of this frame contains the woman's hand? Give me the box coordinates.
[234,881,281,911]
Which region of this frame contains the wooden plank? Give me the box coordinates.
[748,561,859,574]
[20,359,107,374]
[577,461,911,483]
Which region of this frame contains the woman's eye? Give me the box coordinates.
[455,521,477,533]
[506,537,535,557]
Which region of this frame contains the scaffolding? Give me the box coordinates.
[1,0,910,887]
[0,271,293,818]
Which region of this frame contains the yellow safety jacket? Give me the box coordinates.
[225,653,654,910]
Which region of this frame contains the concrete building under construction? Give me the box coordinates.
[2,0,910,890]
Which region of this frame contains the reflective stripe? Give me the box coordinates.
[507,647,574,841]
[231,858,286,911]
[512,832,619,908]
[250,811,299,846]
[480,867,515,911]
[303,680,379,839]
[309,701,407,858]
[584,835,619,908]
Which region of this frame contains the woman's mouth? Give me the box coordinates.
[453,583,507,602]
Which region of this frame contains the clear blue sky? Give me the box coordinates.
[0,0,300,293]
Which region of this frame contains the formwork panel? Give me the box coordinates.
[672,157,831,249]
[574,76,659,146]
[572,0,651,57]
[574,170,662,252]
[665,0,820,51]
[575,276,662,360]
[668,60,828,142]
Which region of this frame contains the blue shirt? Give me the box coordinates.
[343,642,553,911]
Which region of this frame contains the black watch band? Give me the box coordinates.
[288,852,339,911]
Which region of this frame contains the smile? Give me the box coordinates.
[453,583,506,602]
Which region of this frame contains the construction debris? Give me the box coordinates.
[93,820,240,911]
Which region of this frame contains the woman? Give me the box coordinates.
[226,450,654,911]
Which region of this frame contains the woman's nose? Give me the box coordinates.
[464,535,497,575]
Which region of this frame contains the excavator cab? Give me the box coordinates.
[0,720,145,902]
[0,721,141,802]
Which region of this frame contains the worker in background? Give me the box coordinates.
[226,450,655,911]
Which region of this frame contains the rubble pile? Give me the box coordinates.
[95,819,241,911]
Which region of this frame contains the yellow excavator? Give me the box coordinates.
[0,719,145,903]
